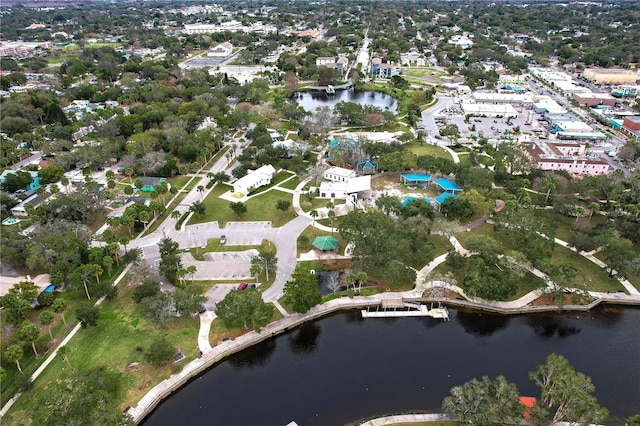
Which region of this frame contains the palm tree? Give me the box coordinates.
[588,202,599,221]
[197,185,205,200]
[58,346,74,371]
[124,167,134,183]
[171,210,181,220]
[310,210,319,236]
[186,265,197,283]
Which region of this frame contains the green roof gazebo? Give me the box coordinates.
[312,235,340,252]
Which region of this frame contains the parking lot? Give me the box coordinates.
[182,249,259,281]
[436,102,547,141]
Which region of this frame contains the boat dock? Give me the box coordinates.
[361,299,449,321]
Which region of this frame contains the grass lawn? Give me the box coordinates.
[457,153,469,164]
[402,68,447,78]
[532,209,607,242]
[85,42,123,49]
[431,257,544,300]
[430,234,452,257]
[296,227,347,256]
[188,184,297,227]
[167,175,193,190]
[247,171,296,197]
[4,282,200,422]
[278,175,301,190]
[404,141,454,160]
[454,223,626,293]
[299,197,345,212]
[550,245,626,293]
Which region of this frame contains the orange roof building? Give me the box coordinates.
[519,396,537,420]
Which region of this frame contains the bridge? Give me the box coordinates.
[304,81,353,93]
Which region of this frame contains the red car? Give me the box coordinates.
[237,283,248,291]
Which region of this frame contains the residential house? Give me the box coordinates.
[337,57,349,73]
[10,192,54,216]
[316,57,336,68]
[233,164,276,194]
[140,177,166,191]
[0,170,40,191]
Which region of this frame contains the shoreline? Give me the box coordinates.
[129,292,640,424]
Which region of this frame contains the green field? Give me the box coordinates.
[4,282,200,423]
[405,141,454,159]
[454,223,625,294]
[403,68,447,78]
[188,183,296,227]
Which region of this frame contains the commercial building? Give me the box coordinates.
[523,142,610,176]
[318,175,371,202]
[621,116,640,138]
[472,92,533,105]
[583,68,639,85]
[461,103,518,118]
[572,93,617,107]
[370,58,400,78]
[207,42,233,57]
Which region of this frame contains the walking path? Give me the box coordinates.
[360,413,449,425]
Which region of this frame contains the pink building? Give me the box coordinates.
[524,142,611,176]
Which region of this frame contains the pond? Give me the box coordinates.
[142,306,640,426]
[293,89,397,114]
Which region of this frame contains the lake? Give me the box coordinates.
[143,306,640,426]
[293,89,397,114]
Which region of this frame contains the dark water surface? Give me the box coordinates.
[143,306,640,426]
[293,89,397,113]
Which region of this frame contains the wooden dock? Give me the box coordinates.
[361,300,449,321]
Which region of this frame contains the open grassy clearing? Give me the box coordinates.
[454,223,625,293]
[403,68,447,78]
[188,183,296,227]
[431,257,544,300]
[404,141,454,159]
[532,209,607,242]
[278,175,301,190]
[5,281,200,421]
[299,197,346,212]
[430,234,452,257]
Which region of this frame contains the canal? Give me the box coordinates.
[143,306,640,425]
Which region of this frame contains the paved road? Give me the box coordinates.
[421,94,453,142]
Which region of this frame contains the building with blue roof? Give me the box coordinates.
[434,192,457,205]
[432,178,463,194]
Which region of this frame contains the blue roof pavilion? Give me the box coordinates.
[434,192,457,205]
[401,173,431,185]
[432,178,463,194]
[401,196,431,207]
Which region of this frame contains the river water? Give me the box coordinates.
[143,306,640,426]
[293,89,397,114]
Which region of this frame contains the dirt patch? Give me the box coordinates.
[530,293,592,307]
[125,362,140,372]
[320,258,352,270]
[138,374,152,390]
